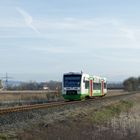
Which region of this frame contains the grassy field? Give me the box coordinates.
[0,90,60,101]
[0,89,125,101]
[0,90,127,108]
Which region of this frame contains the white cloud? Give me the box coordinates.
[119,27,135,41]
[93,54,140,63]
[0,15,140,50]
[16,7,41,34]
[35,17,138,42]
[31,46,70,54]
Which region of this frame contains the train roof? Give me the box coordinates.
[63,72,82,75]
[63,72,107,82]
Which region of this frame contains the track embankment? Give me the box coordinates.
[0,91,136,115]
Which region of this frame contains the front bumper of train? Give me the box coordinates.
[62,94,88,100]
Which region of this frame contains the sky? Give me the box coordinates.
[0,0,140,82]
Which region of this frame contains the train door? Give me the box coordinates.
[101,80,104,96]
[83,77,89,95]
[84,81,89,94]
[89,79,93,97]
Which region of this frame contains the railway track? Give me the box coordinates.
[0,92,136,115]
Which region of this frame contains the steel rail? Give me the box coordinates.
[0,99,89,115]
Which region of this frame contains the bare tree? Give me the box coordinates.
[123,77,139,91]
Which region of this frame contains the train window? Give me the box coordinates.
[83,77,85,82]
[93,83,101,90]
[85,81,89,89]
[104,83,107,89]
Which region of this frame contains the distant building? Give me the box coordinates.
[43,84,49,90]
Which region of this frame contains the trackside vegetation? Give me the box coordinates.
[91,100,133,124]
[0,80,2,89]
[123,76,140,91]
[0,133,9,140]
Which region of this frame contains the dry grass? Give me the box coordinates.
[89,100,133,124]
[16,92,140,140]
[0,90,126,101]
[107,89,127,96]
[0,90,60,101]
[16,100,136,140]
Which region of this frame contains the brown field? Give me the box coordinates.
[0,89,125,102]
[0,90,60,101]
[107,89,126,96]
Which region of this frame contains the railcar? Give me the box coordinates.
[62,72,107,100]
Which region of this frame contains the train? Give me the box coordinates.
[62,72,107,100]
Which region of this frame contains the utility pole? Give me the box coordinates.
[1,73,13,90]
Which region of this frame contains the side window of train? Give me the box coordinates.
[83,77,85,83]
[85,81,89,89]
[104,83,107,89]
[93,83,101,90]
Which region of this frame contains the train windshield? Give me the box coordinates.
[63,74,81,87]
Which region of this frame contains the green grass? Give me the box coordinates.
[91,100,133,124]
[0,134,8,140]
[0,133,17,140]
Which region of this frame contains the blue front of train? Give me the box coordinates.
[62,73,83,100]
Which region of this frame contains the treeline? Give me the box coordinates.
[7,81,62,91]
[123,77,140,91]
[107,83,123,89]
[0,80,2,89]
[2,77,140,92]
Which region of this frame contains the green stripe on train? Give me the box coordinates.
[63,90,106,100]
[63,94,89,100]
